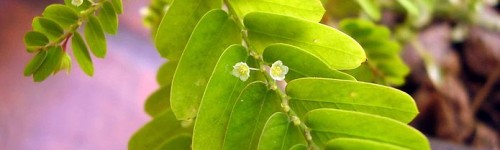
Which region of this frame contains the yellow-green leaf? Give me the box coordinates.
[97,1,118,34]
[170,10,241,120]
[244,12,366,70]
[84,15,107,58]
[72,32,94,76]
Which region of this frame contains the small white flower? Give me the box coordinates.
[269,60,288,81]
[232,62,250,81]
[71,0,83,6]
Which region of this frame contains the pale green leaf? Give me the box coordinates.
[154,0,221,59]
[227,0,325,23]
[128,110,192,150]
[72,32,94,76]
[289,144,307,150]
[244,12,366,70]
[84,15,107,58]
[145,85,171,117]
[396,0,419,18]
[170,10,241,120]
[325,138,408,150]
[355,0,381,21]
[157,60,178,86]
[42,4,79,29]
[156,134,192,150]
[24,51,48,76]
[340,19,410,86]
[24,31,49,52]
[257,112,307,150]
[262,43,355,81]
[304,109,430,149]
[33,46,63,82]
[110,0,123,14]
[97,1,118,34]
[286,78,418,123]
[192,45,250,150]
[223,82,281,150]
[32,17,64,41]
[53,53,72,74]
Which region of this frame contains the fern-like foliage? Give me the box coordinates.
[23,0,122,82]
[131,0,429,150]
[340,19,410,86]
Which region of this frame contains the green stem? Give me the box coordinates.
[223,1,318,149]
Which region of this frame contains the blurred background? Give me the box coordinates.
[0,0,161,149]
[1,0,499,150]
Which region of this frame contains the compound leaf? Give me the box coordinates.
[84,15,107,58]
[72,32,94,76]
[145,85,171,117]
[23,51,48,76]
[227,0,325,23]
[325,138,408,150]
[257,112,307,150]
[33,46,63,82]
[42,4,79,29]
[110,0,124,14]
[223,82,281,150]
[24,31,49,52]
[263,43,355,81]
[128,110,192,150]
[156,60,178,86]
[97,1,119,34]
[354,0,381,21]
[192,45,250,150]
[154,0,221,59]
[170,10,241,120]
[286,78,418,123]
[305,109,429,149]
[32,17,64,41]
[244,12,366,70]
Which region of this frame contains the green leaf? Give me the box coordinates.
[289,144,307,150]
[42,4,79,29]
[262,43,355,81]
[24,31,49,52]
[144,85,171,117]
[396,0,419,18]
[286,78,418,123]
[128,110,192,150]
[227,0,325,23]
[32,17,64,41]
[191,45,250,150]
[244,12,366,70]
[24,51,48,76]
[84,15,107,58]
[64,0,92,12]
[223,82,281,150]
[72,32,94,76]
[325,138,407,150]
[354,0,381,21]
[257,112,307,150]
[53,53,72,74]
[157,60,178,86]
[110,0,123,14]
[155,134,192,150]
[33,46,63,82]
[339,19,410,86]
[304,109,430,149]
[97,1,118,34]
[154,0,221,59]
[170,10,241,120]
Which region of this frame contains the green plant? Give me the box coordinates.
[22,0,429,149]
